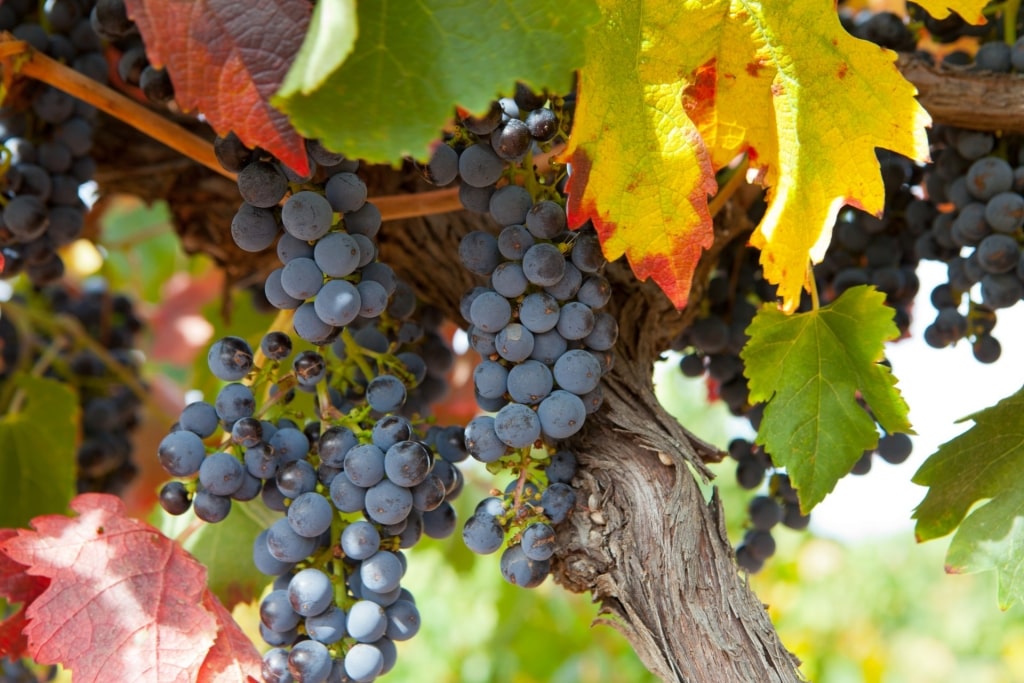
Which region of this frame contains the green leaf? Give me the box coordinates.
[273,0,598,163]
[99,200,184,304]
[741,285,911,511]
[279,0,358,97]
[155,500,279,607]
[0,374,78,528]
[945,485,1024,610]
[913,385,1024,544]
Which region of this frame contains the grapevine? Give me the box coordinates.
[1,2,1023,683]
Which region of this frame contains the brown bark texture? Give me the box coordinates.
[84,54,1019,683]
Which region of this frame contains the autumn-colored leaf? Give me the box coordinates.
[0,494,219,683]
[912,0,988,23]
[196,591,262,683]
[742,286,912,511]
[0,529,49,659]
[565,1,942,310]
[561,0,716,309]
[124,0,311,174]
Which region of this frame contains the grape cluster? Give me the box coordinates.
[812,151,925,336]
[913,125,1024,363]
[0,0,104,286]
[419,85,615,586]
[156,143,470,680]
[0,279,144,495]
[160,327,465,682]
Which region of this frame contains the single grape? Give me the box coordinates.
[522,242,565,286]
[384,440,432,487]
[193,489,231,523]
[385,599,420,641]
[365,479,414,525]
[282,190,334,241]
[458,144,505,188]
[464,415,509,463]
[344,642,384,682]
[325,172,367,213]
[367,374,407,413]
[522,522,556,561]
[157,430,207,477]
[206,336,254,381]
[360,550,404,593]
[506,360,553,405]
[313,231,361,277]
[537,390,587,439]
[280,257,325,300]
[499,544,549,588]
[260,589,301,633]
[159,481,191,515]
[231,203,280,252]
[287,491,334,538]
[493,402,541,448]
[459,231,502,276]
[420,143,458,186]
[347,599,387,643]
[198,451,245,496]
[342,520,381,561]
[237,160,287,208]
[463,512,505,554]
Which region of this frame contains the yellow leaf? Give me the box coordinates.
[725,3,931,311]
[561,0,717,309]
[566,2,939,311]
[912,0,988,23]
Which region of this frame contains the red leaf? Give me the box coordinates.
[0,530,50,658]
[197,591,261,683]
[124,0,312,174]
[0,494,219,683]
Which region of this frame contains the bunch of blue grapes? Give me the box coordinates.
[0,279,144,495]
[418,84,614,587]
[912,123,1024,364]
[0,0,106,286]
[156,146,467,681]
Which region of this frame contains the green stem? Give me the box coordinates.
[1006,0,1020,44]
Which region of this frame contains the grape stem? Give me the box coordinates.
[0,33,230,180]
[806,261,819,311]
[7,335,67,414]
[1,299,173,423]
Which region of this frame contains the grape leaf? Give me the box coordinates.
[913,0,988,22]
[741,286,911,511]
[913,388,1024,595]
[561,0,717,309]
[0,374,77,529]
[564,1,932,310]
[124,0,312,174]
[196,591,262,683]
[274,0,597,163]
[0,529,49,658]
[945,485,1024,610]
[0,494,219,683]
[278,0,357,97]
